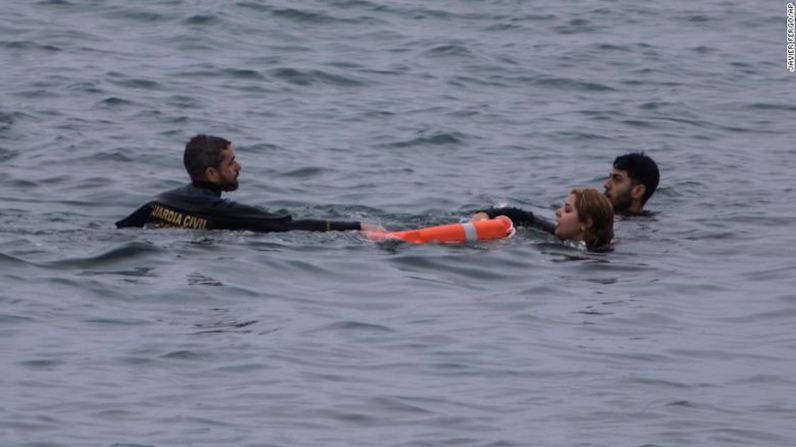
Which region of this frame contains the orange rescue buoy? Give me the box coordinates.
[384,216,514,244]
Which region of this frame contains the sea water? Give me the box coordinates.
[1,1,795,445]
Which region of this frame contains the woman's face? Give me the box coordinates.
[555,193,584,242]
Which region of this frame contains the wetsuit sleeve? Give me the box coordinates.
[117,189,363,233]
[218,202,361,231]
[476,207,555,234]
[210,216,361,232]
[287,219,362,232]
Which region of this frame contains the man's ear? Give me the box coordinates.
[631,184,646,201]
[204,166,220,183]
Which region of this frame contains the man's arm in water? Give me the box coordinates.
[471,207,555,234]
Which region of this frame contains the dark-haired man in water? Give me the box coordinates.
[603,152,659,216]
[471,152,660,231]
[116,134,383,233]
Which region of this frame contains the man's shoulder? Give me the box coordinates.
[157,183,222,202]
[619,209,656,219]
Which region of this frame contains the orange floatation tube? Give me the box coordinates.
[383,216,514,244]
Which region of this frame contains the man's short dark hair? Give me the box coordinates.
[613,152,659,205]
[184,134,231,182]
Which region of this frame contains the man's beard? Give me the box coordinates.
[219,179,239,191]
[609,189,633,212]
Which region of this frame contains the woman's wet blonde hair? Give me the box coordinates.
[570,188,614,250]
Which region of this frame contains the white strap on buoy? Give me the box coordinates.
[461,222,478,242]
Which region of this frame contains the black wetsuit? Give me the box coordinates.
[476,207,556,234]
[116,182,361,232]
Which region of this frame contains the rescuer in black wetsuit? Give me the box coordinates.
[116,134,383,233]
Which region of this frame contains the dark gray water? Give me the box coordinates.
[2,1,795,446]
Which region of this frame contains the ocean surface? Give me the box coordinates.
[2,1,795,446]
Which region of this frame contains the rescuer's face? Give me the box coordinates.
[210,146,241,191]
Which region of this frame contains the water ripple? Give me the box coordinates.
[269,67,366,86]
[2,1,794,446]
[534,76,615,91]
[42,241,163,268]
[0,40,61,53]
[384,131,466,148]
[183,14,222,26]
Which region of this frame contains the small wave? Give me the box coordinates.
[246,142,286,153]
[86,149,134,162]
[273,7,386,26]
[744,102,796,112]
[168,36,215,51]
[638,101,674,110]
[401,6,458,20]
[593,43,632,52]
[485,14,558,31]
[236,2,271,13]
[193,319,258,334]
[554,18,602,34]
[82,317,153,326]
[367,396,434,415]
[65,81,104,94]
[42,241,162,268]
[492,13,556,22]
[8,179,37,188]
[93,409,137,422]
[622,119,657,129]
[691,45,715,54]
[108,442,156,447]
[720,306,796,325]
[0,112,13,126]
[271,8,342,25]
[0,40,61,52]
[728,61,753,69]
[36,0,72,5]
[0,313,34,324]
[269,67,365,87]
[111,78,162,90]
[316,321,396,334]
[688,15,710,23]
[0,251,34,268]
[484,22,525,31]
[666,400,696,407]
[279,167,328,179]
[162,115,189,125]
[101,8,172,23]
[20,358,64,368]
[329,0,378,8]
[95,97,135,108]
[165,95,202,109]
[161,350,208,360]
[225,68,265,80]
[38,28,102,44]
[187,272,223,286]
[79,266,153,278]
[553,131,615,142]
[423,43,474,58]
[384,131,465,148]
[0,147,20,162]
[534,77,614,92]
[11,89,60,99]
[183,14,222,26]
